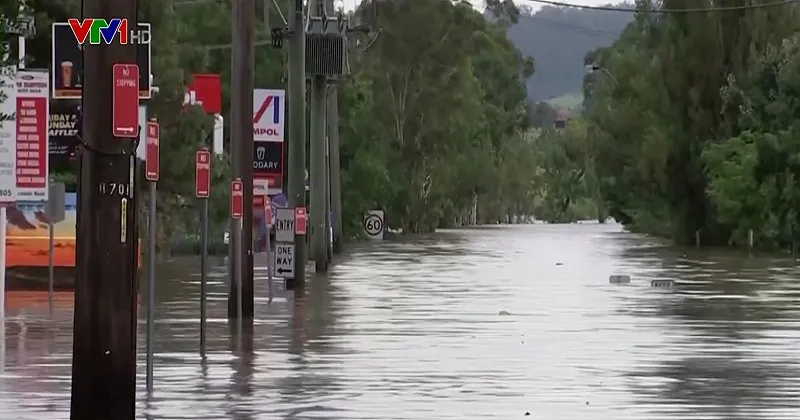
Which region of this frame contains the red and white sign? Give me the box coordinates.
[112,63,139,138]
[15,70,49,200]
[231,179,243,219]
[145,121,159,181]
[253,89,285,142]
[295,207,306,235]
[184,74,222,114]
[195,149,211,198]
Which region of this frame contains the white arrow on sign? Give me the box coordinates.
[274,244,294,278]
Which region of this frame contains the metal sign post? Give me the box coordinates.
[265,196,273,302]
[230,179,243,346]
[195,149,211,351]
[45,183,66,315]
[144,120,159,395]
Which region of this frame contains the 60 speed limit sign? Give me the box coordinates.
[363,210,385,240]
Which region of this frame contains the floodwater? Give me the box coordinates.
[2,223,800,419]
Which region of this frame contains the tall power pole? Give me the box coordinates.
[286,0,307,291]
[228,0,255,318]
[309,0,329,272]
[325,0,343,254]
[70,0,139,417]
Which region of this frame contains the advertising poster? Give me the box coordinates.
[48,99,80,172]
[15,70,49,201]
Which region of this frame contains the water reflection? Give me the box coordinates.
[2,224,800,418]
[614,244,800,419]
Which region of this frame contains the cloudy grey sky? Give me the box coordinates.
[340,0,612,12]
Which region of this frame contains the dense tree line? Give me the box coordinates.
[2,0,585,245]
[574,0,800,249]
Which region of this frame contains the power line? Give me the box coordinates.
[521,0,799,13]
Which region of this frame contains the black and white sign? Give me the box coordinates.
[363,210,385,240]
[274,243,294,278]
[49,99,80,171]
[275,207,295,243]
[253,140,282,175]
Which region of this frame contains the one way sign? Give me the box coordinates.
[274,243,294,278]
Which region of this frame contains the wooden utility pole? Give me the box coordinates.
[70,0,139,417]
[324,0,343,254]
[309,0,329,272]
[286,0,307,291]
[228,0,255,318]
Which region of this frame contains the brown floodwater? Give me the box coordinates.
[2,223,800,419]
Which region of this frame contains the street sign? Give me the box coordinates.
[274,207,295,243]
[184,74,222,114]
[15,70,49,201]
[45,182,66,223]
[252,89,285,142]
[274,243,294,278]
[195,149,210,198]
[295,207,307,235]
[145,121,159,181]
[264,196,272,225]
[230,178,243,219]
[253,141,283,194]
[364,210,385,240]
[111,63,139,138]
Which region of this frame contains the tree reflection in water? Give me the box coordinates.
[615,245,800,418]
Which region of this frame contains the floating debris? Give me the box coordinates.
[609,274,631,284]
[499,310,512,316]
[651,279,675,289]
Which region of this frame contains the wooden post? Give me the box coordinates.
[70,0,140,417]
[228,0,256,318]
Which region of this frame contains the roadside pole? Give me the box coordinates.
[309,0,328,272]
[145,119,159,395]
[0,21,26,372]
[70,0,141,414]
[45,183,66,316]
[230,179,244,347]
[195,149,211,352]
[287,0,307,291]
[265,196,273,302]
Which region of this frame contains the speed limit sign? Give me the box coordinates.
[363,210,385,240]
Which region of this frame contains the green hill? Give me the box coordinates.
[506,4,632,102]
[545,93,583,110]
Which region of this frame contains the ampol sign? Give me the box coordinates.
[253,89,285,142]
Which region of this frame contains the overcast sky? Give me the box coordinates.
[340,0,612,12]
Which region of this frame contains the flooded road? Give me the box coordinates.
[2,223,800,419]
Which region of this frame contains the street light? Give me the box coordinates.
[585,63,618,86]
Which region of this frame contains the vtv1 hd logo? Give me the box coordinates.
[68,18,151,45]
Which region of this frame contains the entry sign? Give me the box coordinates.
[112,63,140,138]
[274,207,295,243]
[230,179,243,219]
[145,121,159,181]
[295,207,307,235]
[195,149,211,198]
[274,243,294,278]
